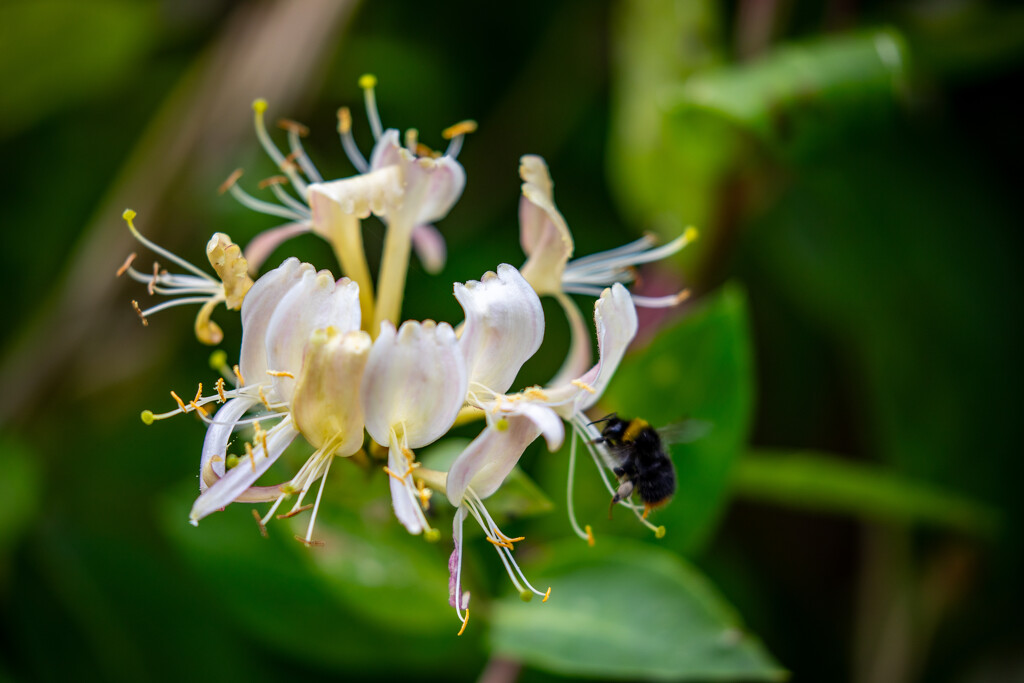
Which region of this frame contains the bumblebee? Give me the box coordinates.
[594,414,676,518]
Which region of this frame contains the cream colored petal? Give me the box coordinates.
[198,396,258,493]
[239,257,305,386]
[446,414,541,506]
[264,266,361,403]
[456,264,544,397]
[306,165,404,221]
[518,155,573,295]
[577,283,639,410]
[291,328,371,453]
[361,319,467,449]
[387,430,423,535]
[206,232,253,309]
[189,418,300,524]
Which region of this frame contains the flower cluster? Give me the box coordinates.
[122,76,696,634]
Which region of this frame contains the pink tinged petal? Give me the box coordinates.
[242,222,311,273]
[548,292,592,387]
[306,165,404,221]
[368,129,404,171]
[509,402,565,452]
[518,155,574,295]
[189,419,300,524]
[264,266,361,403]
[456,264,544,396]
[449,506,469,610]
[446,414,542,506]
[362,320,468,449]
[387,430,423,535]
[411,223,447,274]
[577,283,639,410]
[239,257,305,385]
[199,396,258,493]
[291,328,371,453]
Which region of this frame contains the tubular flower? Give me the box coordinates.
[517,155,697,383]
[117,210,253,344]
[222,75,473,333]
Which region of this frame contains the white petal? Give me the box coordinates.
[198,396,258,493]
[387,430,423,535]
[518,155,573,295]
[362,320,467,449]
[241,222,311,273]
[189,419,300,524]
[239,257,305,385]
[449,506,468,610]
[306,164,404,221]
[548,292,592,387]
[264,266,361,402]
[291,328,371,453]
[456,264,544,396]
[369,129,404,171]
[411,223,447,274]
[446,414,541,505]
[509,402,565,451]
[371,129,466,230]
[577,283,638,410]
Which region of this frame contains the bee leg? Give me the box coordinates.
[612,466,626,477]
[607,497,617,520]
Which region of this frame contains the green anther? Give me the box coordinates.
[425,528,441,543]
[226,455,239,470]
[655,526,666,539]
[209,349,228,371]
[140,410,154,425]
[519,590,533,603]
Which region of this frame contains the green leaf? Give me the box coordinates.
[489,538,785,681]
[0,435,41,556]
[0,0,157,137]
[734,451,998,536]
[603,284,755,553]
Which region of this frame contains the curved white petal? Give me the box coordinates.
[361,320,467,449]
[387,430,423,535]
[518,155,573,295]
[449,506,468,610]
[264,267,361,403]
[509,402,564,451]
[411,223,447,274]
[577,283,638,410]
[189,418,300,524]
[369,129,404,171]
[242,222,312,272]
[198,396,258,493]
[239,257,305,384]
[292,328,371,453]
[446,414,541,505]
[456,264,544,397]
[548,292,592,387]
[307,165,404,221]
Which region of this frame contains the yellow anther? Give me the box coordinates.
[252,509,268,538]
[684,226,699,243]
[498,533,525,544]
[525,387,549,401]
[441,120,478,140]
[233,364,245,386]
[190,401,209,417]
[404,128,418,151]
[277,119,309,136]
[486,536,514,550]
[219,168,244,195]
[655,526,667,539]
[585,525,595,547]
[277,503,314,519]
[673,289,692,304]
[415,143,438,158]
[258,385,271,409]
[209,350,228,372]
[257,175,289,190]
[519,590,533,602]
[358,73,377,90]
[383,466,407,482]
[170,391,187,412]
[252,98,268,113]
[116,252,136,277]
[401,445,415,462]
[424,528,440,542]
[337,107,352,134]
[193,383,203,404]
[495,418,509,432]
[245,442,256,471]
[132,300,148,326]
[571,379,596,394]
[140,410,154,425]
[457,610,469,636]
[266,369,294,378]
[215,377,226,402]
[642,505,650,520]
[259,430,269,461]
[542,587,551,603]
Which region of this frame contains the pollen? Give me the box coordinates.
[457,609,469,636]
[215,377,226,402]
[122,208,137,222]
[257,175,289,189]
[585,525,595,547]
[486,536,514,550]
[336,106,352,134]
[218,168,244,195]
[148,260,160,295]
[277,119,309,136]
[131,300,148,326]
[571,379,596,394]
[266,369,294,378]
[542,587,552,603]
[233,364,245,386]
[683,226,699,243]
[258,386,271,408]
[442,120,478,140]
[358,73,378,90]
[245,442,256,472]
[673,289,692,304]
[140,410,155,425]
[189,400,209,417]
[415,143,438,158]
[116,253,136,277]
[495,418,509,432]
[170,390,187,412]
[252,98,268,113]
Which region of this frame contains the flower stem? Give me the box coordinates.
[373,221,413,333]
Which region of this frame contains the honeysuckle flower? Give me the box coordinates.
[117,210,253,344]
[361,319,468,539]
[517,155,697,383]
[221,75,473,332]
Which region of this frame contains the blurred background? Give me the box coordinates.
[1,0,1022,681]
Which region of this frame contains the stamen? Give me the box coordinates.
[131,300,148,326]
[383,466,407,482]
[258,385,271,408]
[571,379,596,394]
[122,209,216,282]
[170,391,187,412]
[277,119,309,137]
[486,536,515,550]
[226,179,306,222]
[277,503,314,519]
[266,370,294,378]
[565,432,591,543]
[251,99,308,194]
[404,128,418,153]
[303,455,333,544]
[415,143,438,158]
[284,127,324,184]
[294,536,325,547]
[257,175,289,189]
[457,609,469,636]
[252,509,268,538]
[193,383,203,404]
[148,261,160,295]
[245,442,256,472]
[542,587,552,603]
[233,364,245,386]
[219,169,244,195]
[585,525,595,547]
[260,493,288,527]
[215,377,226,402]
[358,73,383,140]
[267,181,313,217]
[189,401,209,417]
[337,106,369,173]
[441,120,478,140]
[629,290,691,308]
[116,253,136,277]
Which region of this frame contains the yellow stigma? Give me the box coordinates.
[252,98,268,113]
[442,120,478,139]
[495,418,509,432]
[358,73,378,90]
[655,526,667,539]
[684,226,699,243]
[122,208,137,222]
[140,410,154,425]
[209,350,228,371]
[424,528,441,542]
[519,590,533,602]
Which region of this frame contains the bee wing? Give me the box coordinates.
[656,418,713,445]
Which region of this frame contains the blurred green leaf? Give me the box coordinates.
[734,450,998,535]
[0,0,157,137]
[605,284,754,553]
[489,538,785,681]
[0,435,41,556]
